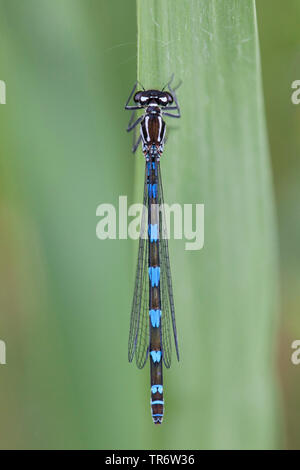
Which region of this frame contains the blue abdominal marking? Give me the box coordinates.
[150,350,162,363]
[148,266,160,287]
[149,224,158,242]
[149,309,161,328]
[147,183,157,198]
[151,400,164,405]
[151,385,163,394]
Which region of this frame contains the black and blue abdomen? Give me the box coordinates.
[147,157,164,424]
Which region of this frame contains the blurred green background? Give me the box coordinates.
[257,0,300,450]
[0,0,299,449]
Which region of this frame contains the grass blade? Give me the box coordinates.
[136,0,281,449]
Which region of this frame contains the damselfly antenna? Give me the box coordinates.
[137,80,145,91]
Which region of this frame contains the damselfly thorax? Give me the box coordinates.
[140,104,166,158]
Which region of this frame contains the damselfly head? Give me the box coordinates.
[134,90,173,107]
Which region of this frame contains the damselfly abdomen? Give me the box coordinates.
[125,77,181,424]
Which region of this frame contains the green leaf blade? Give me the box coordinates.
[136,0,281,449]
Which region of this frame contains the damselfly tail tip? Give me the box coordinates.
[152,417,163,425]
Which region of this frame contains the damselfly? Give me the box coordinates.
[125,76,181,424]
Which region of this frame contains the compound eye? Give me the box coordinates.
[133,91,143,103]
[134,92,149,105]
[166,92,173,104]
[140,95,149,105]
[158,95,168,105]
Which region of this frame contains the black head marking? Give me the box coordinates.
[134,90,174,107]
